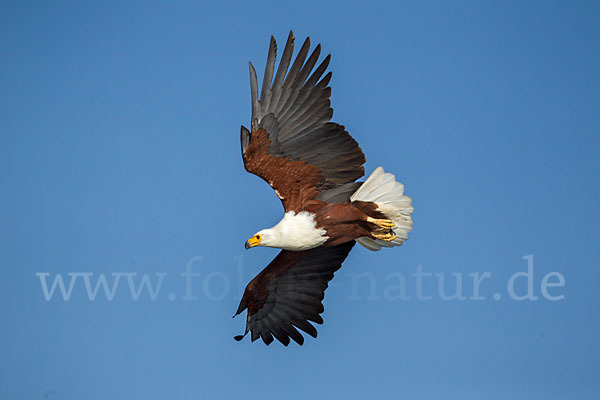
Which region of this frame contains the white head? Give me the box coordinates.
[244,211,329,251]
[245,228,279,249]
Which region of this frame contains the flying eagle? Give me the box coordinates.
[234,31,414,346]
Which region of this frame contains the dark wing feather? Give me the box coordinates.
[234,241,355,346]
[241,31,365,211]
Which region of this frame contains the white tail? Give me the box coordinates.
[351,166,414,251]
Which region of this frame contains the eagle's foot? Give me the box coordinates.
[366,217,395,229]
[371,231,397,241]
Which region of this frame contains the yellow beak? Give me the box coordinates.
[245,235,261,249]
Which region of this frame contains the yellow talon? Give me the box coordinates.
[371,232,397,241]
[366,217,395,229]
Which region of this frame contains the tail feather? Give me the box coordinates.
[351,166,414,251]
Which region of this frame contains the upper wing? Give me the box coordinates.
[234,241,355,346]
[241,31,366,211]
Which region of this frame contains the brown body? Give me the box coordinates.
[304,200,389,246]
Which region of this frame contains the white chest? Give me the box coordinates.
[271,211,329,251]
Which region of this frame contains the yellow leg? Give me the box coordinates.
[366,217,395,229]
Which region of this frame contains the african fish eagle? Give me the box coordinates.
[234,31,414,346]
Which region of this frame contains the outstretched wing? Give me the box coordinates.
[241,31,366,212]
[234,241,355,346]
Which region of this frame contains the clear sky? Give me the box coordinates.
[1,1,599,399]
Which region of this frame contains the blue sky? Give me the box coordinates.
[1,1,599,399]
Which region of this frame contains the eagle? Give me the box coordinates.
[234,31,414,346]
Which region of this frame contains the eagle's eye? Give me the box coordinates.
[255,235,260,239]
